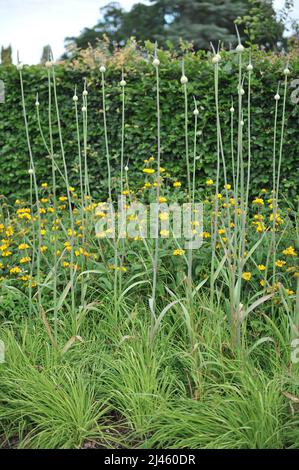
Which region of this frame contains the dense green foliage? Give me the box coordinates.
[0,48,298,201]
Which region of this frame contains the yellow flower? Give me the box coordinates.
[18,243,29,250]
[6,226,14,237]
[261,188,267,193]
[20,256,31,264]
[160,167,166,173]
[143,168,155,174]
[40,229,46,236]
[203,231,211,238]
[275,260,286,268]
[144,182,151,189]
[282,246,297,257]
[258,264,266,271]
[69,186,75,192]
[59,196,67,202]
[173,249,185,256]
[173,181,181,188]
[159,212,169,221]
[206,179,214,185]
[159,196,167,203]
[10,266,21,275]
[217,193,223,199]
[253,197,264,205]
[149,156,155,162]
[160,229,169,237]
[242,272,252,281]
[62,261,70,268]
[260,279,265,287]
[286,289,295,295]
[218,228,225,235]
[40,246,48,253]
[224,184,231,190]
[41,183,48,188]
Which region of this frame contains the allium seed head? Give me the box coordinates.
[212,54,221,64]
[180,75,188,85]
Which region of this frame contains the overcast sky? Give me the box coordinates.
[0,0,298,64]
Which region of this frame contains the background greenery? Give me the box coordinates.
[0,47,298,201]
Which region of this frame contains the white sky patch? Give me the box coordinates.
[0,0,298,64]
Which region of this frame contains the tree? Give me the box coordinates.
[40,45,52,64]
[1,45,12,65]
[65,0,287,53]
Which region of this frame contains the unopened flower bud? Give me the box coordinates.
[230,106,235,113]
[100,65,106,73]
[274,93,280,101]
[180,75,188,85]
[283,68,290,76]
[212,54,221,64]
[73,95,78,102]
[120,79,126,87]
[153,58,160,67]
[236,44,245,53]
[247,63,253,72]
[45,60,53,68]
[193,108,199,116]
[28,168,34,175]
[82,106,87,112]
[83,90,88,96]
[16,62,23,71]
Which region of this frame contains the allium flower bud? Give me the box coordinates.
[28,168,34,175]
[120,79,126,87]
[35,100,40,107]
[73,95,78,102]
[212,54,221,64]
[82,106,87,112]
[240,120,244,126]
[153,58,160,67]
[247,63,253,72]
[230,106,235,113]
[16,62,23,71]
[100,65,106,73]
[283,68,290,76]
[180,75,188,85]
[45,60,53,68]
[193,108,199,116]
[124,165,129,172]
[83,90,88,96]
[238,87,245,96]
[274,93,280,101]
[236,44,245,53]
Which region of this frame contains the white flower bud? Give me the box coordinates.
[236,44,245,53]
[124,165,129,172]
[212,54,221,64]
[16,62,23,71]
[28,168,34,175]
[193,108,199,116]
[153,58,160,67]
[73,95,78,102]
[238,87,245,96]
[283,68,290,76]
[247,63,253,71]
[45,60,53,68]
[100,65,106,73]
[230,106,235,113]
[120,79,126,87]
[240,120,244,126]
[274,93,280,101]
[82,106,87,112]
[83,90,88,96]
[180,75,188,85]
[35,101,40,107]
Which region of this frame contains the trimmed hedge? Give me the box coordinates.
[0,49,298,202]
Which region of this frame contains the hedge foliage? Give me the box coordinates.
[0,47,298,202]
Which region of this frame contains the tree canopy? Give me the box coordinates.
[65,0,291,53]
